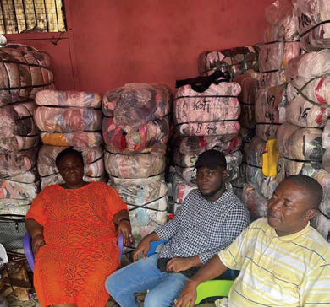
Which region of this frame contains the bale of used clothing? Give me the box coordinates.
[256,85,288,124]
[103,117,169,154]
[284,50,330,128]
[34,107,102,133]
[277,122,323,161]
[102,84,171,153]
[0,148,37,180]
[36,89,102,108]
[172,174,196,212]
[102,83,171,125]
[175,151,242,184]
[312,169,330,218]
[311,212,330,242]
[264,0,299,42]
[109,175,167,206]
[174,135,241,155]
[256,123,281,142]
[109,175,168,241]
[104,152,166,179]
[37,145,105,188]
[258,41,301,73]
[174,82,240,124]
[258,71,287,89]
[0,45,53,104]
[282,158,322,176]
[198,46,259,79]
[294,0,330,51]
[0,199,31,215]
[242,184,268,220]
[0,180,38,202]
[40,132,103,147]
[323,121,330,149]
[323,149,330,172]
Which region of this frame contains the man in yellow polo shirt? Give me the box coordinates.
[175,175,330,307]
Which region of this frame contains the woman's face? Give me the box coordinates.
[57,153,84,187]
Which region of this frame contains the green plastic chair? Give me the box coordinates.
[195,279,234,304]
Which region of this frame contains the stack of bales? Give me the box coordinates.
[172,79,242,211]
[242,1,301,219]
[0,45,53,217]
[34,90,105,189]
[199,46,259,81]
[277,47,330,241]
[102,83,171,242]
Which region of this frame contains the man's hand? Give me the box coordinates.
[166,257,195,273]
[132,237,151,261]
[118,219,134,246]
[31,233,45,256]
[174,280,198,307]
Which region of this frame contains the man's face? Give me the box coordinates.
[267,179,316,236]
[196,166,226,198]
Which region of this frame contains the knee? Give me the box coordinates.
[144,291,160,307]
[105,273,118,295]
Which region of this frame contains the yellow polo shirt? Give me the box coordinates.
[218,218,330,306]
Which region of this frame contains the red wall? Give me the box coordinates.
[7,0,274,93]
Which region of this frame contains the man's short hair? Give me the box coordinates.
[285,175,323,209]
[195,149,227,170]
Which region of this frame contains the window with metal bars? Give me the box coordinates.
[0,0,66,34]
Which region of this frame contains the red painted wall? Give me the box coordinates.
[7,0,274,93]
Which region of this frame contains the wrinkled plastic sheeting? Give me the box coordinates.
[312,169,330,218]
[242,184,268,221]
[35,107,102,133]
[277,122,323,161]
[36,90,102,108]
[41,132,103,148]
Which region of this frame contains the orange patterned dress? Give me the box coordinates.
[25,182,128,307]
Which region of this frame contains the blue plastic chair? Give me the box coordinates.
[23,232,124,272]
[146,240,237,305]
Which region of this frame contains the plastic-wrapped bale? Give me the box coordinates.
[258,41,301,73]
[34,107,102,133]
[235,70,260,129]
[294,0,330,51]
[0,101,40,152]
[0,180,38,205]
[277,122,323,161]
[264,0,300,42]
[311,212,330,242]
[109,175,168,241]
[0,198,31,215]
[174,151,242,185]
[37,145,105,189]
[284,50,330,128]
[255,85,288,142]
[36,89,102,108]
[102,83,171,154]
[258,71,287,89]
[174,135,241,156]
[41,132,103,148]
[198,46,259,79]
[323,121,330,149]
[0,45,54,104]
[242,184,268,220]
[104,152,165,179]
[312,169,330,218]
[103,117,169,154]
[282,158,322,176]
[323,149,330,172]
[172,174,196,213]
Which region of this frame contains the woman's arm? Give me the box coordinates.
[113,209,133,246]
[25,218,45,255]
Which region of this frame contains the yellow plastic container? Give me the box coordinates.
[262,139,279,177]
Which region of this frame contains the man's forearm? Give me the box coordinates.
[189,255,228,285]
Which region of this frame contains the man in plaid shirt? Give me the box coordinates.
[105,149,250,307]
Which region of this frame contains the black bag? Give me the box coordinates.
[0,214,26,252]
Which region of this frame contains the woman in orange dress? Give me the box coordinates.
[25,148,133,307]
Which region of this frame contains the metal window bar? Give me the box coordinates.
[0,0,66,34]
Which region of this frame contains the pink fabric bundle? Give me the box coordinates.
[242,184,268,220]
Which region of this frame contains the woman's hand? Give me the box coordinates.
[118,219,134,246]
[31,233,45,256]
